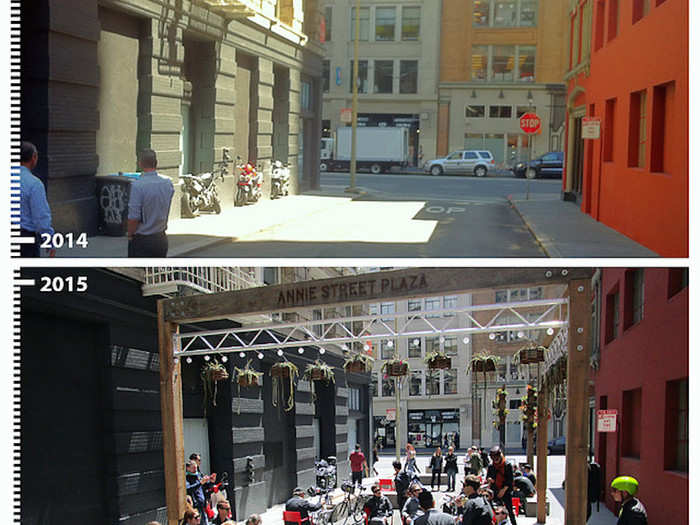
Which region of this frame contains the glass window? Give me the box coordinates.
[349,60,368,94]
[426,336,440,354]
[381,339,395,360]
[322,60,330,93]
[400,60,418,94]
[425,297,441,318]
[492,45,515,81]
[471,45,489,81]
[473,0,490,26]
[490,106,512,118]
[380,302,395,321]
[444,337,457,356]
[374,60,394,94]
[665,378,688,471]
[301,81,312,111]
[410,370,423,396]
[351,7,370,41]
[466,105,486,118]
[382,375,395,397]
[408,338,422,358]
[444,369,458,394]
[494,1,517,27]
[518,46,536,82]
[465,151,479,159]
[370,372,378,397]
[520,0,537,26]
[408,299,422,312]
[402,6,420,40]
[375,7,396,41]
[426,371,440,395]
[443,296,457,317]
[516,106,536,118]
[324,6,332,41]
[447,152,463,160]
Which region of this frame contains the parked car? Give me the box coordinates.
[548,436,566,454]
[424,150,495,177]
[512,151,564,179]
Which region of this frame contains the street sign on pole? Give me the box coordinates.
[597,409,617,432]
[519,113,541,134]
[582,117,601,139]
[340,108,353,124]
[386,408,396,421]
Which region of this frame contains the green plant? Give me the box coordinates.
[201,359,229,414]
[424,350,451,369]
[270,361,299,412]
[233,360,264,413]
[467,352,500,373]
[512,343,547,365]
[303,360,336,401]
[343,352,375,373]
[381,357,409,377]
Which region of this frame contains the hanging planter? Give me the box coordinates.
[270,361,299,412]
[343,352,375,374]
[468,352,500,373]
[303,360,336,383]
[235,360,263,388]
[514,344,546,365]
[201,359,230,414]
[382,358,409,377]
[424,351,451,370]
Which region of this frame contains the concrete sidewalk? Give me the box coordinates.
[507,195,658,258]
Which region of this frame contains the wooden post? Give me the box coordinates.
[565,279,592,525]
[536,381,549,523]
[158,301,186,525]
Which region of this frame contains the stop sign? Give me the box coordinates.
[520,113,541,134]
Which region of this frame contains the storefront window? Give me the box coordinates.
[400,60,418,94]
[471,45,489,81]
[408,338,422,358]
[518,46,536,82]
[351,7,370,41]
[410,370,423,396]
[375,7,396,41]
[444,369,458,394]
[374,60,394,94]
[401,6,421,40]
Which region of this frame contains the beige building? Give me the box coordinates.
[319,0,442,165]
[437,0,569,167]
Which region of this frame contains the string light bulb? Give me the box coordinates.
[204,355,211,361]
[319,348,326,354]
[239,352,245,358]
[546,328,554,335]
[363,344,369,351]
[387,340,394,348]
[462,337,470,344]
[186,357,193,364]
[277,349,283,356]
[489,333,496,340]
[298,347,304,354]
[221,356,228,363]
[257,352,264,359]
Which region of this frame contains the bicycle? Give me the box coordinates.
[331,482,371,525]
[309,487,335,525]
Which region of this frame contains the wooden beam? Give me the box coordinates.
[158,301,186,525]
[163,268,594,323]
[536,381,549,523]
[565,279,592,525]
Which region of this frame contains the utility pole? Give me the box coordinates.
[346,0,360,194]
[395,376,401,461]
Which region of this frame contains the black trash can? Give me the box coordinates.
[95,173,140,236]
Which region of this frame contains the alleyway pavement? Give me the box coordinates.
[254,454,617,525]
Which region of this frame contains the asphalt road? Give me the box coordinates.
[193,172,562,258]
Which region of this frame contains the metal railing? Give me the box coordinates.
[142,267,261,297]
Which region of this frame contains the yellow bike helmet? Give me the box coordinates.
[611,476,639,496]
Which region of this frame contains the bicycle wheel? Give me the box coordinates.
[333,500,349,524]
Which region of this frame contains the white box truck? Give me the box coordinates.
[325,127,409,174]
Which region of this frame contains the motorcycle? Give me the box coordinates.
[249,162,263,204]
[234,158,255,207]
[314,458,337,490]
[180,148,231,218]
[270,160,290,199]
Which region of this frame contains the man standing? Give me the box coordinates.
[467,447,483,477]
[413,490,454,525]
[393,460,412,512]
[610,476,648,525]
[350,444,368,487]
[186,460,212,525]
[443,446,458,492]
[485,447,516,525]
[17,141,54,257]
[127,148,174,257]
[457,475,493,525]
[285,487,323,522]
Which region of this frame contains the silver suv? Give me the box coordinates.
[424,150,495,177]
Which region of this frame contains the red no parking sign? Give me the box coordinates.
[520,113,541,134]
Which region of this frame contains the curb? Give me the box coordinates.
[506,196,556,258]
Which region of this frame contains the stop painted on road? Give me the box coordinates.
[424,205,466,214]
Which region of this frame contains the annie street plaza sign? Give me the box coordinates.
[520,112,541,134]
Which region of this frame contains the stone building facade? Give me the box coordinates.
[21,0,324,234]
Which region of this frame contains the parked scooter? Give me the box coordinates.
[179,148,231,218]
[249,162,263,204]
[234,157,256,207]
[270,160,290,199]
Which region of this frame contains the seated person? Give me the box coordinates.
[456,475,493,525]
[365,484,393,525]
[402,483,424,525]
[513,474,536,500]
[492,506,509,525]
[285,487,323,522]
[522,464,537,486]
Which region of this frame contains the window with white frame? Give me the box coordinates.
[408,299,422,312]
[374,60,394,94]
[375,7,396,41]
[444,369,458,394]
[380,302,395,322]
[380,339,395,360]
[349,387,361,411]
[410,370,423,396]
[351,7,370,41]
[408,338,422,358]
[495,287,543,302]
[426,370,440,395]
[370,372,378,397]
[472,0,538,27]
[401,6,420,40]
[426,336,440,354]
[400,60,418,94]
[349,60,368,94]
[425,297,441,318]
[444,337,458,356]
[382,375,395,397]
[444,296,457,317]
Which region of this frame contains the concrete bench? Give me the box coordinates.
[524,497,550,517]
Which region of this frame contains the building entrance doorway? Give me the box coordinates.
[568,116,585,199]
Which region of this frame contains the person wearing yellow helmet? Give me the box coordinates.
[610,476,648,525]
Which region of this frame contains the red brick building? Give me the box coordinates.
[563,1,688,256]
[594,268,688,523]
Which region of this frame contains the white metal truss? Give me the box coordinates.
[173,297,569,356]
[544,325,569,371]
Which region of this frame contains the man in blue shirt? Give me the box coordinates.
[127,148,174,257]
[17,141,54,257]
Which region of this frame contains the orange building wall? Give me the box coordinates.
[565,0,688,257]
